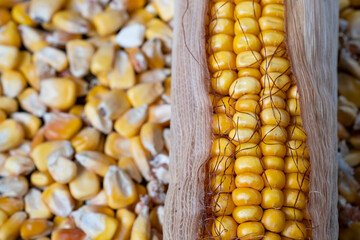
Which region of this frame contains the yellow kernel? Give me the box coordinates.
[0,119,24,152]
[261,209,286,233]
[237,221,264,239]
[212,216,238,240]
[261,187,284,209]
[233,205,263,224]
[232,188,261,206]
[211,138,235,157]
[235,156,263,175]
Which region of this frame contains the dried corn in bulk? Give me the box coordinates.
[338,0,360,238]
[0,0,173,239]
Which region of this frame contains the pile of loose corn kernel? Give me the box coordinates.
[207,0,311,239]
[338,0,360,239]
[0,0,173,239]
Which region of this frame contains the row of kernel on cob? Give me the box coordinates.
[207,0,311,239]
[0,0,173,239]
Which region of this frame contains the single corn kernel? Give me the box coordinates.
[0,211,27,240]
[104,132,132,158]
[69,105,84,117]
[141,38,164,69]
[11,3,37,27]
[113,208,136,240]
[30,140,74,171]
[30,171,54,188]
[69,164,100,201]
[237,222,264,240]
[42,183,75,217]
[73,211,118,240]
[232,206,263,224]
[115,24,146,48]
[261,209,285,233]
[24,188,52,219]
[18,25,49,52]
[0,209,7,226]
[98,89,132,120]
[20,219,53,240]
[209,155,234,175]
[283,189,306,210]
[235,143,262,158]
[208,51,236,73]
[0,96,18,114]
[18,88,47,117]
[8,140,31,157]
[211,70,237,95]
[43,113,82,140]
[145,18,172,49]
[130,206,151,240]
[281,221,306,240]
[84,99,113,134]
[93,9,128,36]
[130,136,152,181]
[104,166,138,209]
[0,197,24,215]
[148,104,171,125]
[118,157,143,183]
[34,47,68,71]
[0,45,19,70]
[140,122,164,156]
[0,119,25,152]
[11,112,41,139]
[0,21,21,47]
[90,44,115,75]
[284,173,309,192]
[259,140,286,158]
[127,82,164,107]
[235,98,261,114]
[1,70,26,98]
[75,151,116,177]
[52,216,75,230]
[108,50,136,90]
[71,127,101,153]
[211,137,235,157]
[212,216,238,240]
[114,105,148,138]
[261,187,284,209]
[51,229,86,240]
[211,193,235,217]
[29,0,66,23]
[66,39,94,78]
[48,156,77,184]
[0,175,29,197]
[234,156,264,175]
[52,10,89,34]
[235,173,264,191]
[262,156,285,170]
[281,207,304,221]
[4,155,35,176]
[262,169,286,189]
[153,0,174,21]
[263,232,281,240]
[0,8,11,26]
[39,78,77,110]
[85,190,108,206]
[229,77,261,99]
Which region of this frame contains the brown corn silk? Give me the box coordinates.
[164,0,338,240]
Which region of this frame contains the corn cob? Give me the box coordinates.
[207,0,311,239]
[0,0,172,239]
